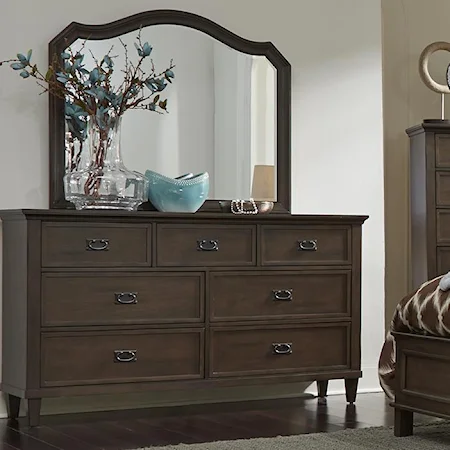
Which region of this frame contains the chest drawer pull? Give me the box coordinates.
[297,239,317,251]
[197,239,219,251]
[86,239,110,251]
[272,289,293,301]
[114,350,137,363]
[114,292,138,304]
[272,343,293,355]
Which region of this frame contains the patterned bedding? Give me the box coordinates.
[378,274,450,399]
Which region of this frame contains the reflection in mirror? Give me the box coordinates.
[64,25,277,201]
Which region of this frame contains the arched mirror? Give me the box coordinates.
[48,10,291,212]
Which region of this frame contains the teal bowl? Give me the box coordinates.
[144,169,209,213]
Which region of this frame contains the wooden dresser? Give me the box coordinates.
[407,121,450,288]
[0,209,367,426]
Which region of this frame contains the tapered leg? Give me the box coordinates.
[6,394,21,420]
[394,408,413,437]
[28,398,41,427]
[344,378,358,404]
[317,380,328,403]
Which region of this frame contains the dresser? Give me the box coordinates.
[0,209,367,426]
[407,121,450,288]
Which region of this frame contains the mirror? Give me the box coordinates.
[49,10,291,212]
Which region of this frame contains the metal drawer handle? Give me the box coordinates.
[114,350,137,363]
[86,238,109,251]
[272,343,293,355]
[298,239,317,251]
[272,289,293,301]
[197,239,219,251]
[115,292,138,304]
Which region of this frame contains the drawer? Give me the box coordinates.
[437,247,450,275]
[436,172,450,206]
[41,329,204,386]
[261,226,351,265]
[42,222,151,267]
[41,272,204,326]
[437,210,450,243]
[210,270,351,321]
[156,224,256,267]
[210,324,350,377]
[436,134,450,167]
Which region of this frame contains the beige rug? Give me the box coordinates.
[130,420,450,449]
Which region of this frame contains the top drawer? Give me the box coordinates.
[156,224,256,267]
[261,226,351,266]
[436,134,450,167]
[42,222,151,267]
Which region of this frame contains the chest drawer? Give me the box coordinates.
[436,134,450,167]
[41,272,204,326]
[437,210,450,243]
[42,222,151,267]
[210,270,351,321]
[436,172,450,207]
[261,226,351,266]
[209,323,350,377]
[41,329,204,387]
[156,224,256,267]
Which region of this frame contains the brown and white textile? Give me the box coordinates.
[378,275,450,399]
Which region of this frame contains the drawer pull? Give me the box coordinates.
[272,343,293,355]
[115,292,138,304]
[114,350,137,363]
[86,239,110,251]
[298,239,317,251]
[197,239,219,251]
[272,289,293,301]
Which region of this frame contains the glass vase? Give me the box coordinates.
[63,116,148,211]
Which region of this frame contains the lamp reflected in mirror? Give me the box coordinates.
[251,164,275,201]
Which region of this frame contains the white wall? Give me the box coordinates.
[0,0,384,416]
[382,0,450,329]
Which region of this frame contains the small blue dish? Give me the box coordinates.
[144,169,209,213]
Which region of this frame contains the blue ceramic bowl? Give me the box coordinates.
[144,169,209,213]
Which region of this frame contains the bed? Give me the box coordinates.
[379,275,450,436]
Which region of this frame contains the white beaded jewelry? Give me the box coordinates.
[231,198,258,215]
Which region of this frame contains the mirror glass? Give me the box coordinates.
[64,25,277,201]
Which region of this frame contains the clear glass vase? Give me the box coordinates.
[63,116,148,211]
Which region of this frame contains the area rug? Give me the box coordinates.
[130,420,450,449]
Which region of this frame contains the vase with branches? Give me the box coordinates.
[0,29,175,210]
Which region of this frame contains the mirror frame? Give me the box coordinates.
[48,9,291,213]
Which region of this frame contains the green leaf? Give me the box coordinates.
[45,67,54,81]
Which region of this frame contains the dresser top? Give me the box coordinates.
[0,209,368,225]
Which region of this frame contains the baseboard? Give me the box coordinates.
[0,367,382,419]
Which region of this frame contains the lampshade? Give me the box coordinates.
[251,165,275,201]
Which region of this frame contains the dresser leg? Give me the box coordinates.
[316,380,328,403]
[28,399,41,427]
[344,378,358,404]
[394,408,413,436]
[6,394,21,420]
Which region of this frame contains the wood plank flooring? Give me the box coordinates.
[0,392,438,449]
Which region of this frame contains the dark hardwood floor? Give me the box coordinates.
[0,392,439,449]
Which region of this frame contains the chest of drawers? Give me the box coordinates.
[0,209,367,426]
[407,122,450,286]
